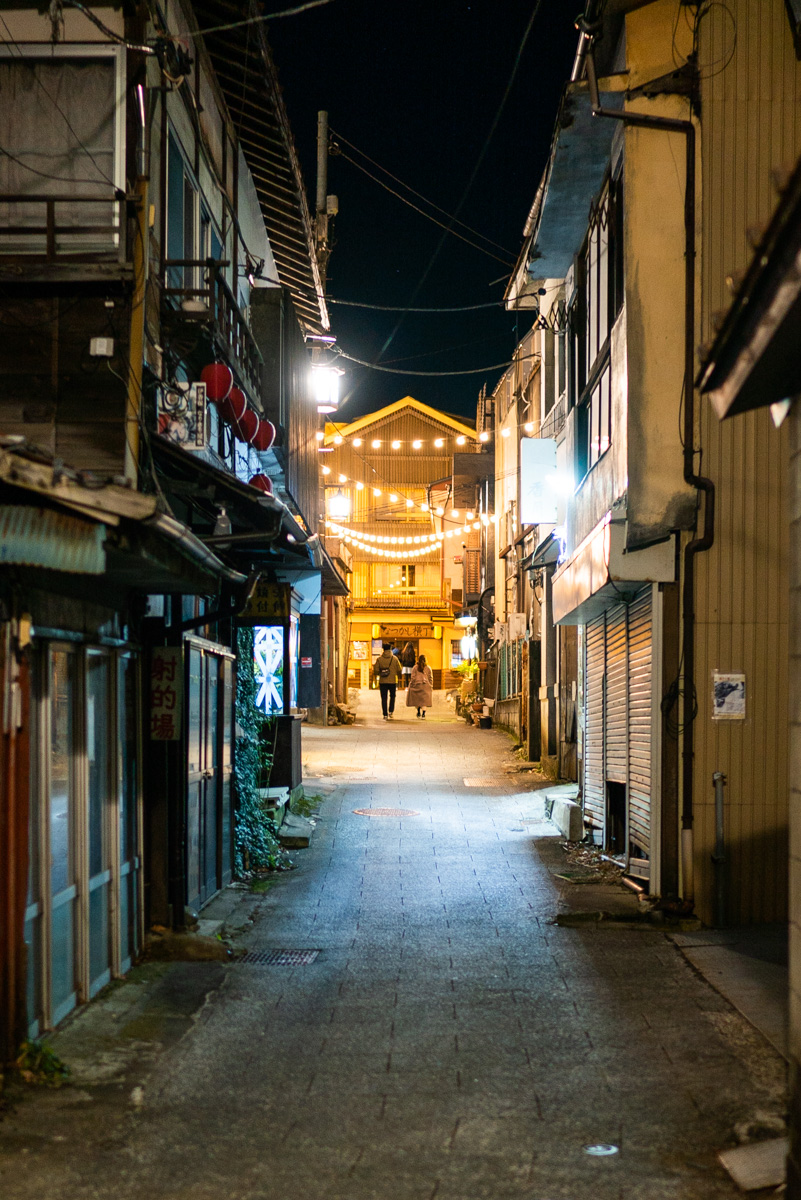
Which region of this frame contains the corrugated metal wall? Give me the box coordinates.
[694,0,801,923]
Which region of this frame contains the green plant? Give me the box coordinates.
[456,659,478,680]
[291,791,322,818]
[14,1040,70,1087]
[233,628,292,875]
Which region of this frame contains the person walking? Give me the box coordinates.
[400,641,416,689]
[373,641,402,719]
[406,653,434,719]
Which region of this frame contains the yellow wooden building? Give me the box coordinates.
[322,397,481,689]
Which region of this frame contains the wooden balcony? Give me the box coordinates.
[0,192,131,280]
[161,259,263,398]
[351,587,452,612]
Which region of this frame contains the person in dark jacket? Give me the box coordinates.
[400,641,416,689]
[373,642,402,719]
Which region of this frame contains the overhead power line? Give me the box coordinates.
[175,0,333,39]
[328,296,508,313]
[335,349,525,377]
[329,127,516,257]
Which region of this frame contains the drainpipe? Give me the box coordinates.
[712,771,727,927]
[584,41,715,906]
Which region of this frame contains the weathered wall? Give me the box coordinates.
[693,0,801,924]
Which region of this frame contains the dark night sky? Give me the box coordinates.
[267,0,578,422]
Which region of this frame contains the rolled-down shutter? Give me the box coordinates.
[584,615,605,828]
[627,586,652,858]
[604,603,628,785]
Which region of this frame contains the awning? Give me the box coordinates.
[552,517,674,625]
[506,82,624,305]
[521,530,560,572]
[0,505,106,573]
[698,153,801,418]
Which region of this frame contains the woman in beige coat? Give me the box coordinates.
[405,654,434,718]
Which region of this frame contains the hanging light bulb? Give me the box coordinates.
[371,439,381,448]
[392,440,401,449]
[338,473,347,483]
[353,437,362,447]
[456,435,467,445]
[479,431,490,442]
[406,499,413,509]
[390,493,398,502]
[315,430,325,441]
[434,438,444,448]
[333,434,343,445]
[322,465,331,476]
[412,440,422,449]
[373,488,381,497]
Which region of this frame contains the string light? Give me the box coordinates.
[392,440,401,449]
[322,470,499,524]
[322,465,331,475]
[353,437,363,446]
[371,439,381,448]
[315,431,324,441]
[412,440,422,449]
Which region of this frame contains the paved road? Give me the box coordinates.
[0,697,786,1198]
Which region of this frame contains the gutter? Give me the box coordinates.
[582,27,714,906]
[145,512,247,586]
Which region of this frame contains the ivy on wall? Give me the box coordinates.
[233,627,290,875]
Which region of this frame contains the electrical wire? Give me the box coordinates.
[364,0,544,378]
[172,0,333,40]
[58,1,153,53]
[333,148,514,267]
[327,296,508,313]
[335,349,518,377]
[329,127,516,257]
[0,140,120,188]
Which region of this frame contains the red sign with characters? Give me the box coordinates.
[150,647,183,740]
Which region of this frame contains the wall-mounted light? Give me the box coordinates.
[327,489,351,519]
[312,362,344,413]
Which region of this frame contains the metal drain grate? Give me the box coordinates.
[353,807,419,818]
[236,949,320,966]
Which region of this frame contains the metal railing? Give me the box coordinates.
[352,590,451,611]
[162,258,263,397]
[0,193,127,263]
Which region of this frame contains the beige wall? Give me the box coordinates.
[692,0,801,923]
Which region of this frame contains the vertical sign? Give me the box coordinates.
[150,647,183,740]
[519,437,558,525]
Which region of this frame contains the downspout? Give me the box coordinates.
[584,43,715,906]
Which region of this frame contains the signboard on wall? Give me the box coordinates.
[520,436,558,525]
[239,580,291,625]
[380,625,434,638]
[351,640,368,660]
[150,647,182,740]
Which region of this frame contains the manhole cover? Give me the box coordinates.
[236,949,320,965]
[464,778,504,787]
[352,808,419,818]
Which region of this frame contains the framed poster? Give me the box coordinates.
[351,640,368,661]
[712,672,746,721]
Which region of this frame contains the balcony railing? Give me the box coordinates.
[352,590,451,611]
[162,259,263,398]
[0,193,128,264]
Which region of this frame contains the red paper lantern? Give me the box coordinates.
[232,408,259,443]
[218,386,247,424]
[200,362,233,403]
[251,419,276,452]
[249,473,274,495]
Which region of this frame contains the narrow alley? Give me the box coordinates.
[0,703,785,1200]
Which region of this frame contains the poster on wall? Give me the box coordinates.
[712,671,746,721]
[351,641,368,660]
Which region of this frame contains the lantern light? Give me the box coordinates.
[371,439,381,448]
[218,386,247,425]
[248,473,273,494]
[312,362,344,414]
[338,474,347,484]
[251,418,276,452]
[200,362,233,402]
[353,437,362,447]
[392,440,401,449]
[327,489,351,518]
[232,408,259,443]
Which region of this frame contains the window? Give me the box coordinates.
[0,49,124,256]
[568,173,624,478]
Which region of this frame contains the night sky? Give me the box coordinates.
[268,0,578,423]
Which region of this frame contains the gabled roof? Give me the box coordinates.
[325,397,477,444]
[192,1,328,336]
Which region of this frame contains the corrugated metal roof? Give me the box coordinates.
[0,505,106,573]
[192,1,329,336]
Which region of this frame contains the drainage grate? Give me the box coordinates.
[353,807,419,818]
[235,949,320,966]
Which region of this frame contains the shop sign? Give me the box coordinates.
[150,647,182,740]
[301,657,313,668]
[239,580,291,625]
[380,625,434,638]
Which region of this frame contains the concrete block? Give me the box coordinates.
[550,796,584,841]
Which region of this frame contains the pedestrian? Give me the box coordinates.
[373,641,402,720]
[400,640,416,689]
[406,653,433,719]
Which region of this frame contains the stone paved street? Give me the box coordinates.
[0,698,787,1198]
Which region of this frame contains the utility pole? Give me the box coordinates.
[315,110,336,293]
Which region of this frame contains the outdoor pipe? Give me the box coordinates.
[585,42,715,905]
[712,771,727,927]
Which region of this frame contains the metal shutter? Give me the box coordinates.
[584,615,605,828]
[626,586,652,858]
[604,602,628,785]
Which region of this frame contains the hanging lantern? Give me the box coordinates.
[251,419,276,452]
[249,473,274,495]
[200,362,233,403]
[232,408,259,443]
[218,386,247,424]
